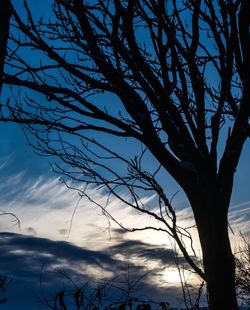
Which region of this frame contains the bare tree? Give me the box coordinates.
[1,1,250,309]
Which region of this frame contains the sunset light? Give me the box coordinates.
[1,0,250,309]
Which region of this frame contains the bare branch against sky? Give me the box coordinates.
[1,1,250,309]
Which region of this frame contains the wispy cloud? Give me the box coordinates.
[0,161,249,250]
[0,165,172,248]
[0,158,249,309]
[0,165,202,307]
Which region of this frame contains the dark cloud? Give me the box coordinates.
[0,232,123,309]
[58,228,68,236]
[24,227,37,235]
[0,232,118,273]
[108,239,195,267]
[0,232,186,309]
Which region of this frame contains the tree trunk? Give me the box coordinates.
[189,188,238,310]
[0,0,12,93]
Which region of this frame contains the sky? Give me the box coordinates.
[0,120,249,309]
[0,1,250,309]
[0,125,196,309]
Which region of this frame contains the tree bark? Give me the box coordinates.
[189,186,238,310]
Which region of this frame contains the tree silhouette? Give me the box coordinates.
[0,0,12,93]
[1,1,250,309]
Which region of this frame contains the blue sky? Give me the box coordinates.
[0,1,250,309]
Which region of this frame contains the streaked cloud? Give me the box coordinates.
[0,157,249,309]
